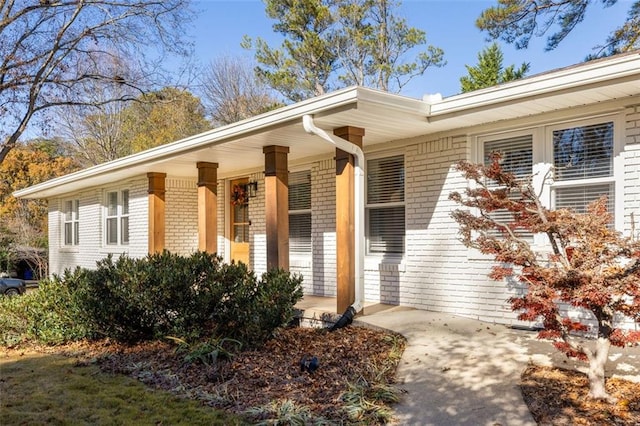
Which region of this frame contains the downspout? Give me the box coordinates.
[302,115,365,326]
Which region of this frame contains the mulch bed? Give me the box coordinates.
[65,326,405,423]
[7,327,640,424]
[521,365,640,425]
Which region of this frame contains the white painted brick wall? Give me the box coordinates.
[311,159,337,297]
[45,99,639,332]
[165,178,198,255]
[624,104,640,239]
[356,135,526,324]
[49,177,148,276]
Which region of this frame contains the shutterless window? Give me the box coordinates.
[552,121,614,214]
[483,134,533,237]
[289,170,311,255]
[64,200,79,246]
[366,155,405,255]
[106,190,129,245]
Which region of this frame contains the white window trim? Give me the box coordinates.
[103,188,130,248]
[545,114,623,231]
[365,151,406,259]
[469,113,624,259]
[62,199,80,248]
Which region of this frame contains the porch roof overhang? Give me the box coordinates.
[14,51,640,200]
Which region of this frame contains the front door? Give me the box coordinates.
[230,178,250,265]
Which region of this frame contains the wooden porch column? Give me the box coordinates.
[197,162,219,253]
[334,126,364,313]
[263,145,290,270]
[147,172,166,254]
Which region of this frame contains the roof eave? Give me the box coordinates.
[14,86,430,199]
[430,51,640,117]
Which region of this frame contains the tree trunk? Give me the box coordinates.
[586,337,615,402]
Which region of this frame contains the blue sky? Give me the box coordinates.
[188,0,631,99]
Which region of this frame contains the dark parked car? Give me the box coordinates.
[0,278,26,296]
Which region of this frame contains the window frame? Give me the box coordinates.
[546,116,623,229]
[474,114,623,235]
[478,131,535,240]
[104,189,130,247]
[63,199,80,246]
[365,153,405,257]
[288,169,312,257]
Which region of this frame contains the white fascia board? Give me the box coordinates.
[430,52,640,116]
[355,86,431,115]
[14,87,363,199]
[14,86,430,199]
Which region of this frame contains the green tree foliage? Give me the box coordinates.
[0,0,194,164]
[242,0,339,102]
[244,0,444,102]
[477,0,640,58]
[460,43,530,93]
[336,0,445,92]
[122,88,211,153]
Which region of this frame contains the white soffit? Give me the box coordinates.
[14,87,429,199]
[426,51,640,130]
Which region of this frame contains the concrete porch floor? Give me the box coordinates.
[295,295,413,318]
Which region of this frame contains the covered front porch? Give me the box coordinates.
[117,87,431,314]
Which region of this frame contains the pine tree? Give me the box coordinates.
[460,43,530,93]
[477,0,640,59]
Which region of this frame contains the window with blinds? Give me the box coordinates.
[484,135,533,178]
[553,122,613,181]
[366,155,405,255]
[483,134,534,238]
[289,170,311,255]
[554,184,614,213]
[552,121,614,216]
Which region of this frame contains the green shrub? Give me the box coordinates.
[0,251,304,347]
[0,273,94,345]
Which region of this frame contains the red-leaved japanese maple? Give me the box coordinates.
[449,153,640,402]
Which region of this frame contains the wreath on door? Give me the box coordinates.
[231,184,248,206]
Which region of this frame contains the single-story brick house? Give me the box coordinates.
[15,51,640,329]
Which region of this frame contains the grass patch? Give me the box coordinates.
[0,349,245,425]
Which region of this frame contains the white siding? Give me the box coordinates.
[624,104,640,238]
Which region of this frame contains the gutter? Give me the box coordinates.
[302,115,365,319]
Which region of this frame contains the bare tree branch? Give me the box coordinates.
[0,0,193,163]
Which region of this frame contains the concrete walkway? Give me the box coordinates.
[296,297,640,426]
